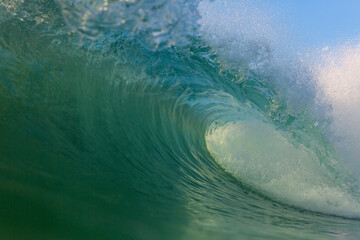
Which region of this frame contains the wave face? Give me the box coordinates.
[1,0,360,239]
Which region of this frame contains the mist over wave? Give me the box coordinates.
[315,42,360,177]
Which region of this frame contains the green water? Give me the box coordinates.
[1,1,360,239]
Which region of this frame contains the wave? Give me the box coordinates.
[1,0,360,239]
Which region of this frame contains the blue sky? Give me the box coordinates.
[263,0,360,48]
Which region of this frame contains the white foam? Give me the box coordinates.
[206,119,360,217]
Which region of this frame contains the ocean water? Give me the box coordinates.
[1,0,360,239]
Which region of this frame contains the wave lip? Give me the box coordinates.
[206,119,360,218]
[58,0,200,49]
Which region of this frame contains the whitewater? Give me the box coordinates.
[1,0,360,239]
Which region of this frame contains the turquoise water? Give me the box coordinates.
[1,1,360,239]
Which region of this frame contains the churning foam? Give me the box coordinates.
[205,119,360,218]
